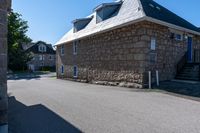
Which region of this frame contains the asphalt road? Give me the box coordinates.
[8,76,200,133]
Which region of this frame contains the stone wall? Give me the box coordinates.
[193,36,200,63]
[0,0,11,125]
[141,21,188,83]
[56,21,200,87]
[57,22,148,86]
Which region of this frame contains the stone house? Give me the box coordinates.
[56,0,200,88]
[23,41,56,71]
[0,0,11,129]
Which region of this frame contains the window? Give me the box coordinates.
[73,17,93,33]
[39,55,43,60]
[32,56,35,60]
[61,65,64,75]
[175,34,182,41]
[95,1,122,23]
[39,55,45,61]
[149,4,154,8]
[49,55,53,60]
[38,44,46,52]
[40,63,44,66]
[150,38,156,50]
[73,66,78,78]
[73,41,78,55]
[156,6,161,10]
[61,45,64,55]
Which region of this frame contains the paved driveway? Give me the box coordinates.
[8,76,200,133]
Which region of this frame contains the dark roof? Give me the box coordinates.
[26,41,56,54]
[140,0,200,32]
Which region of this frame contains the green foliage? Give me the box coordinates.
[39,66,56,72]
[8,11,32,71]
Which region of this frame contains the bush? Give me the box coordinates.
[39,66,56,72]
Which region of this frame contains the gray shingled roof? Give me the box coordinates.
[140,0,200,33]
[56,0,200,45]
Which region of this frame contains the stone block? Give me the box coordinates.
[134,54,145,61]
[0,10,7,25]
[134,41,146,48]
[0,55,7,68]
[0,38,7,54]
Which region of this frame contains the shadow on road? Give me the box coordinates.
[8,97,82,133]
[7,72,56,80]
[153,80,200,98]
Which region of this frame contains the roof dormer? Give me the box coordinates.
[72,16,93,33]
[94,0,123,23]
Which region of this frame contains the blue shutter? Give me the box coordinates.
[73,66,78,77]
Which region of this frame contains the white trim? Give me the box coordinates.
[145,16,200,36]
[55,16,200,46]
[55,17,146,46]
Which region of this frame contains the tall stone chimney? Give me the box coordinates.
[0,0,11,131]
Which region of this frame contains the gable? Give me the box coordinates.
[26,42,55,54]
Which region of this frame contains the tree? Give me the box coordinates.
[8,11,32,71]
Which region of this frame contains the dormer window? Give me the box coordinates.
[94,0,123,23]
[73,16,93,33]
[38,44,46,52]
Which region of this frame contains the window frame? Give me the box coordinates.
[39,55,43,61]
[61,45,64,56]
[73,66,78,78]
[49,55,53,60]
[61,65,64,75]
[175,33,183,41]
[38,44,47,52]
[150,37,156,50]
[73,41,78,55]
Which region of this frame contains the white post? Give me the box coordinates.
[156,70,159,86]
[149,71,151,89]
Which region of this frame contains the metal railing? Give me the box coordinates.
[177,52,187,74]
[194,49,200,63]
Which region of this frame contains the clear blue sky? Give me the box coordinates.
[13,0,200,45]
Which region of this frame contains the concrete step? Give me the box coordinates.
[176,75,199,79]
[176,63,200,81]
[176,76,200,81]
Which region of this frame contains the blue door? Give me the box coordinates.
[187,37,193,62]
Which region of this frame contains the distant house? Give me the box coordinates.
[23,41,56,71]
[56,0,200,87]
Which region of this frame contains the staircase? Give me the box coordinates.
[176,63,200,81]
